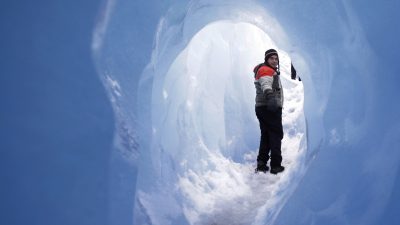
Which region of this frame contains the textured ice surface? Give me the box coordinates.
[2,0,400,225]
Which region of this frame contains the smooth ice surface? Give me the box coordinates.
[1,0,400,225]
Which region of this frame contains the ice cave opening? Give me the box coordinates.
[135,20,307,225]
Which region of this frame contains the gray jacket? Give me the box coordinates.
[254,64,284,109]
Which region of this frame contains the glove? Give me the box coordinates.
[264,89,279,112]
[264,89,273,96]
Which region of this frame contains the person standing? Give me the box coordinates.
[291,63,301,81]
[253,49,285,174]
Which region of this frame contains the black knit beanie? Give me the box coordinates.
[264,49,279,62]
[264,49,280,74]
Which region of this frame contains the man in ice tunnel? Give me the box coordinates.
[253,49,285,174]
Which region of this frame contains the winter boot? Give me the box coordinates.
[270,165,285,175]
[256,161,269,173]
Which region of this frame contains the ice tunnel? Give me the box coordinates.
[2,0,400,225]
[93,0,400,225]
[134,19,306,224]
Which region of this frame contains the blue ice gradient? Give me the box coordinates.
[1,0,400,225]
[0,1,114,225]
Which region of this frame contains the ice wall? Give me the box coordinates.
[0,1,114,225]
[96,0,400,224]
[1,0,400,225]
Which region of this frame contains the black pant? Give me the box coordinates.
[256,106,283,167]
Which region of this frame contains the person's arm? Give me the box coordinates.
[257,66,275,95]
[291,63,302,81]
[256,66,280,111]
[291,63,297,80]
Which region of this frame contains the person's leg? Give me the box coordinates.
[266,109,284,168]
[256,107,271,166]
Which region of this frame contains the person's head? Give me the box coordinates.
[264,49,279,69]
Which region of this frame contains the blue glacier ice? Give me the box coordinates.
[1,0,400,225]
